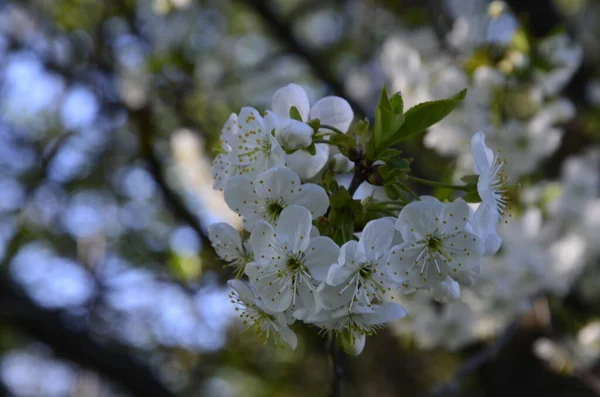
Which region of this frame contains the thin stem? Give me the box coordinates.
[347,165,364,197]
[320,124,345,135]
[328,333,343,397]
[407,176,469,191]
[397,183,421,201]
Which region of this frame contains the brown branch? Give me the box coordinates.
[0,273,177,397]
[433,320,520,397]
[241,0,371,120]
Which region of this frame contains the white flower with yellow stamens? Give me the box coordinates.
[245,205,340,312]
[208,223,253,278]
[388,197,483,300]
[228,279,297,349]
[225,107,286,180]
[320,218,402,310]
[471,131,508,255]
[223,167,329,232]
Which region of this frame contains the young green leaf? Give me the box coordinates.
[373,87,405,155]
[379,89,467,150]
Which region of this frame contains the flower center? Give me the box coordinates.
[427,235,443,251]
[286,255,304,272]
[266,200,285,221]
[358,263,374,279]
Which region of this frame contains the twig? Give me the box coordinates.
[433,320,520,396]
[133,106,212,250]
[328,333,344,397]
[425,0,459,56]
[0,273,177,397]
[241,0,371,120]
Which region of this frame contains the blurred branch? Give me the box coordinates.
[133,105,212,250]
[0,272,178,397]
[425,0,458,56]
[241,0,371,119]
[433,320,520,397]
[328,334,344,397]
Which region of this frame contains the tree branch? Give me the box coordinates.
[433,320,520,397]
[328,333,344,397]
[0,273,178,397]
[241,0,371,120]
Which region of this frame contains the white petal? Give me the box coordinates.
[275,205,313,253]
[285,144,329,179]
[211,153,232,190]
[471,131,494,174]
[249,221,278,260]
[254,167,299,200]
[271,84,310,121]
[359,218,395,261]
[287,183,329,219]
[238,107,265,133]
[440,199,471,234]
[309,96,354,133]
[396,199,444,241]
[326,262,356,286]
[220,113,239,143]
[227,279,256,304]
[453,262,480,286]
[305,236,340,281]
[251,263,292,312]
[363,303,408,324]
[276,321,298,349]
[431,277,461,302]
[327,241,360,285]
[264,136,287,171]
[224,176,258,215]
[316,282,354,311]
[208,223,243,261]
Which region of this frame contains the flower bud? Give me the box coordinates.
[275,119,314,150]
[337,329,366,356]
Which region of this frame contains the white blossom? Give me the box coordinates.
[388,197,483,300]
[223,167,329,232]
[225,107,286,180]
[270,84,354,179]
[245,205,340,312]
[322,218,402,309]
[295,302,407,355]
[208,223,253,278]
[228,279,297,349]
[211,113,243,190]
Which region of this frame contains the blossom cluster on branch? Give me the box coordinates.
[208,83,506,355]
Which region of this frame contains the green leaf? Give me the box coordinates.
[380,89,467,149]
[373,86,405,155]
[384,183,401,200]
[462,191,482,203]
[330,132,356,158]
[306,142,317,156]
[289,106,303,121]
[377,149,412,170]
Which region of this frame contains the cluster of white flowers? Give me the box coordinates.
[207,83,506,354]
[378,5,582,182]
[353,3,597,352]
[390,144,600,351]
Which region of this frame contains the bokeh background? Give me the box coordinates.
[1,0,600,396]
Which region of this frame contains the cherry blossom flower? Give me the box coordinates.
[228,280,297,349]
[223,167,329,232]
[245,205,340,312]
